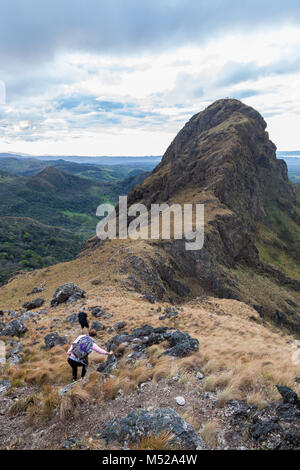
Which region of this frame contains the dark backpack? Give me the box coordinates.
[78,312,87,323]
[72,336,94,361]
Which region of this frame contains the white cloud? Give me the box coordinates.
[1,22,300,154]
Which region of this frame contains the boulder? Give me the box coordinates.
[44,332,68,349]
[0,319,27,337]
[7,354,23,365]
[98,325,198,374]
[114,321,126,331]
[38,309,48,315]
[276,385,299,405]
[250,419,282,440]
[0,380,12,395]
[8,342,24,356]
[142,294,158,304]
[66,313,79,323]
[50,283,85,307]
[91,321,105,331]
[91,307,105,317]
[59,381,79,396]
[96,408,205,450]
[159,306,179,321]
[29,285,44,294]
[21,311,40,321]
[7,310,19,318]
[22,298,45,311]
[3,341,23,365]
[162,330,199,357]
[0,321,5,332]
[97,353,119,373]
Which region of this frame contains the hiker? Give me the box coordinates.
[78,311,89,333]
[67,334,113,382]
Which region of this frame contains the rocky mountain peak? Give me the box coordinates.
[128,99,295,225]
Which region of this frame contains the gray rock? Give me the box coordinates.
[142,294,158,304]
[29,286,44,294]
[7,354,22,365]
[114,321,126,330]
[0,380,12,395]
[8,342,23,356]
[7,310,19,318]
[276,385,299,405]
[98,325,198,374]
[196,372,204,380]
[0,321,5,332]
[44,332,68,349]
[97,353,118,373]
[21,311,40,321]
[103,313,113,319]
[38,309,48,315]
[250,419,282,440]
[91,321,105,331]
[91,307,105,317]
[159,306,179,321]
[66,313,79,323]
[61,437,79,449]
[22,298,45,311]
[50,283,85,307]
[59,381,78,396]
[0,319,27,337]
[175,396,186,406]
[96,408,205,450]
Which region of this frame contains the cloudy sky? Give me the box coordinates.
[0,0,300,156]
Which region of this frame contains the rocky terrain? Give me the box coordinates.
[0,99,300,450]
[107,99,300,332]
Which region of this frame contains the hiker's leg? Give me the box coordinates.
[68,359,78,381]
[81,364,87,378]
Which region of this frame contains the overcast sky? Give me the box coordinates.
[0,0,300,156]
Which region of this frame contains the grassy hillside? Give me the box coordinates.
[0,168,148,237]
[0,217,83,285]
[0,167,148,284]
[0,238,299,449]
[256,183,300,279]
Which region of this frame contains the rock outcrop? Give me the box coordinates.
[0,319,27,337]
[96,408,206,450]
[118,99,300,330]
[22,298,45,311]
[50,283,85,307]
[97,324,199,374]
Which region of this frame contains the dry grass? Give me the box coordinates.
[130,431,181,450]
[59,385,90,421]
[8,385,59,425]
[200,419,221,448]
[1,242,299,412]
[8,394,39,417]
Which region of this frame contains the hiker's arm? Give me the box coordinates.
[67,344,73,357]
[92,343,113,355]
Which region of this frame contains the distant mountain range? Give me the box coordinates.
[0,153,162,166]
[1,152,300,182]
[0,163,149,285]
